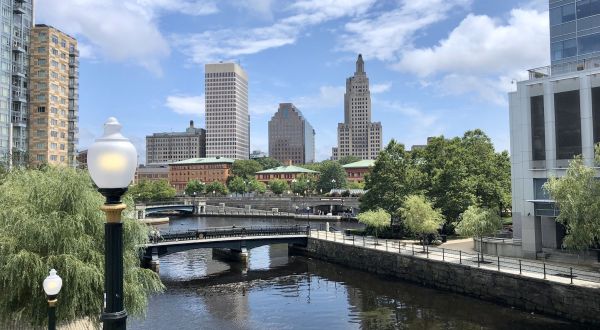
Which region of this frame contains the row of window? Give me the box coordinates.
[551,0,600,26]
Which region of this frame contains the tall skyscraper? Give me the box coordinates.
[205,62,249,160]
[145,120,206,165]
[332,54,382,160]
[269,103,315,164]
[0,0,33,167]
[550,0,600,68]
[28,24,79,167]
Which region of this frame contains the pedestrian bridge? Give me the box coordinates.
[141,225,309,272]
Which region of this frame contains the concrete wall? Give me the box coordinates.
[294,238,600,326]
[474,238,523,258]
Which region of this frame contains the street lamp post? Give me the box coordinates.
[43,269,62,330]
[88,117,137,330]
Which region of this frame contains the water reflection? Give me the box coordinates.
[130,216,584,330]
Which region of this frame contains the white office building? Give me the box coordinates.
[205,62,249,160]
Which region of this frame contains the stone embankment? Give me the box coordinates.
[292,234,600,326]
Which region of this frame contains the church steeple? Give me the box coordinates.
[355,54,365,74]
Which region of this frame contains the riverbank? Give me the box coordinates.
[292,231,600,326]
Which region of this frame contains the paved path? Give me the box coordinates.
[309,230,600,288]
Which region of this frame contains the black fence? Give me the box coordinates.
[311,230,600,285]
[150,225,310,243]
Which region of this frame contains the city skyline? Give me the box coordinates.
[35,1,551,161]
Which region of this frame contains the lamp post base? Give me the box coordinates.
[102,310,127,330]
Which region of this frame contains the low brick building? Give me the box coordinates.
[135,164,169,183]
[168,157,235,191]
[343,159,375,184]
[255,164,318,184]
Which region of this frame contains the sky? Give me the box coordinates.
[36,0,550,162]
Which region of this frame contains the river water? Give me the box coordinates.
[129,216,584,330]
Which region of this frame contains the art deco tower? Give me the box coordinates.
[332,54,382,160]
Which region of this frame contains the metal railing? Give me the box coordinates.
[310,230,600,285]
[150,225,309,243]
[528,55,600,80]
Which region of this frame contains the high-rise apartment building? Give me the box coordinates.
[508,1,600,258]
[28,24,79,167]
[205,62,249,160]
[550,0,600,69]
[269,103,315,164]
[332,54,382,160]
[145,120,206,165]
[0,1,33,167]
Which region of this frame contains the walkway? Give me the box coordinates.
[309,230,600,288]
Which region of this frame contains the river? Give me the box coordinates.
[129,216,584,329]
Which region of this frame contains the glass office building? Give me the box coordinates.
[551,0,600,64]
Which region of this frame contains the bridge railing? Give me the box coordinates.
[149,225,309,243]
[309,230,600,286]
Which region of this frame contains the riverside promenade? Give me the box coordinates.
[297,230,600,325]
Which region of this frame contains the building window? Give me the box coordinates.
[551,39,577,61]
[577,0,600,19]
[37,106,45,113]
[530,96,546,161]
[551,4,576,26]
[578,32,600,56]
[593,87,600,144]
[554,90,582,160]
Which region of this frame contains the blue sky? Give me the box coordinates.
[37,0,550,162]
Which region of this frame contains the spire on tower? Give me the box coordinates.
[356,54,364,74]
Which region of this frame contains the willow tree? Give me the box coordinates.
[0,167,163,327]
[456,205,502,261]
[357,209,391,244]
[401,195,444,251]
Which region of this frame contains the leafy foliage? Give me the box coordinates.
[205,181,228,195]
[247,178,267,194]
[357,209,391,240]
[269,179,289,195]
[544,153,600,251]
[347,181,365,190]
[338,155,361,165]
[455,205,502,238]
[185,179,205,196]
[0,167,163,326]
[316,160,347,192]
[129,179,176,203]
[228,176,247,194]
[401,195,444,247]
[291,174,315,196]
[231,160,263,179]
[254,157,282,170]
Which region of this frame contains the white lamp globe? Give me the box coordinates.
[43,269,63,297]
[87,117,137,189]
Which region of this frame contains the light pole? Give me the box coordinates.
[43,269,62,330]
[88,117,137,330]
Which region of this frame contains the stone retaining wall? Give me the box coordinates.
[293,238,600,326]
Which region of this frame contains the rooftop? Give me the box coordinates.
[256,165,318,174]
[527,55,600,80]
[171,157,235,165]
[342,160,376,169]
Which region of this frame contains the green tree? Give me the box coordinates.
[254,157,282,170]
[347,181,365,190]
[317,160,347,192]
[228,176,247,195]
[185,179,205,196]
[401,195,444,250]
[269,179,289,195]
[206,181,228,195]
[456,205,502,260]
[361,140,425,219]
[291,174,315,196]
[231,160,263,179]
[247,178,267,194]
[0,167,163,327]
[338,155,361,165]
[357,209,391,243]
[544,152,600,251]
[129,179,176,203]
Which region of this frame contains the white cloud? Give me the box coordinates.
[35,0,218,73]
[165,95,205,115]
[293,85,345,111]
[231,0,276,20]
[371,82,392,94]
[338,0,472,61]
[173,0,377,64]
[396,9,549,77]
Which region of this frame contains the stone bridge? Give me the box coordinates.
[196,196,361,214]
[141,225,309,272]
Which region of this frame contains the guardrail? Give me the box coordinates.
[310,230,600,285]
[150,225,309,243]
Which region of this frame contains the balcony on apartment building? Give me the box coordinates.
[528,54,600,80]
